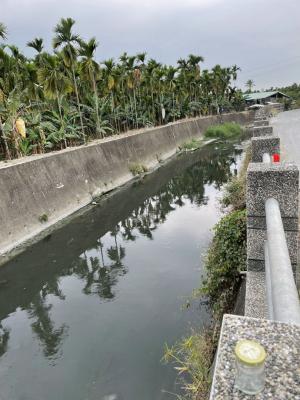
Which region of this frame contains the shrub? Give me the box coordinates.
[129,163,148,176]
[221,177,246,211]
[201,209,246,317]
[204,122,242,139]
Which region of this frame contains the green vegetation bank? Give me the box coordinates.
[0,19,246,160]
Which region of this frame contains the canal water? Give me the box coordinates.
[0,142,243,400]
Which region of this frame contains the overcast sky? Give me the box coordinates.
[1,0,300,90]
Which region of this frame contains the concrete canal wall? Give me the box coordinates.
[0,111,252,257]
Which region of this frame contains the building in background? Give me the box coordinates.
[244,91,290,106]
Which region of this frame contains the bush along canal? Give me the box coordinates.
[0,140,245,400]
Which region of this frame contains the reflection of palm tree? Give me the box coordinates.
[96,239,106,267]
[0,324,9,358]
[41,279,65,301]
[110,226,122,260]
[76,232,127,301]
[107,245,126,268]
[121,219,137,241]
[28,294,66,359]
[107,226,126,269]
[82,256,117,299]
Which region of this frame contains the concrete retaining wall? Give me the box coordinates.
[0,111,253,257]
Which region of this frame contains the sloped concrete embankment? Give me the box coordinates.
[0,112,252,258]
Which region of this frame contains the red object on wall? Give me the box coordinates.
[273,153,280,163]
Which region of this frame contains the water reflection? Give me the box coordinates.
[28,294,67,360]
[0,141,242,366]
[77,242,127,300]
[0,324,9,357]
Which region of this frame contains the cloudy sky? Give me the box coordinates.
[1,0,300,90]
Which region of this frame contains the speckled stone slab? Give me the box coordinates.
[251,136,280,163]
[245,271,268,318]
[247,215,298,231]
[252,126,273,137]
[254,120,269,127]
[210,314,300,400]
[247,228,298,264]
[254,117,268,121]
[246,162,299,218]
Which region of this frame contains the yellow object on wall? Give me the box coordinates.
[16,118,26,138]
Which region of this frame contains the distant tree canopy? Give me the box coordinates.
[0,18,245,160]
[245,79,255,93]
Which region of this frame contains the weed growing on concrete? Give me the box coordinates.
[156,154,163,163]
[180,138,203,151]
[129,163,148,176]
[38,214,48,223]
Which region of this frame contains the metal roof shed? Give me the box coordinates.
[244,91,290,104]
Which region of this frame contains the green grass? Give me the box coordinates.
[163,328,217,400]
[204,122,242,139]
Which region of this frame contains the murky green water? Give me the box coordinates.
[0,142,242,400]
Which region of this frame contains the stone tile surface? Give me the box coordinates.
[247,259,265,272]
[245,271,268,319]
[247,215,298,231]
[210,314,300,400]
[252,126,273,137]
[247,228,298,264]
[251,136,280,163]
[247,162,299,218]
[254,120,269,127]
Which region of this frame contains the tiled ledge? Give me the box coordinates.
[210,314,300,399]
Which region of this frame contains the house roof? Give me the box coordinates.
[243,91,290,101]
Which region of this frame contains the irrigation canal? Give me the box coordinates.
[0,141,243,400]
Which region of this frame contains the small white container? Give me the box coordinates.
[234,339,266,395]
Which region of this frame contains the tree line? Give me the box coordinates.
[0,18,245,160]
